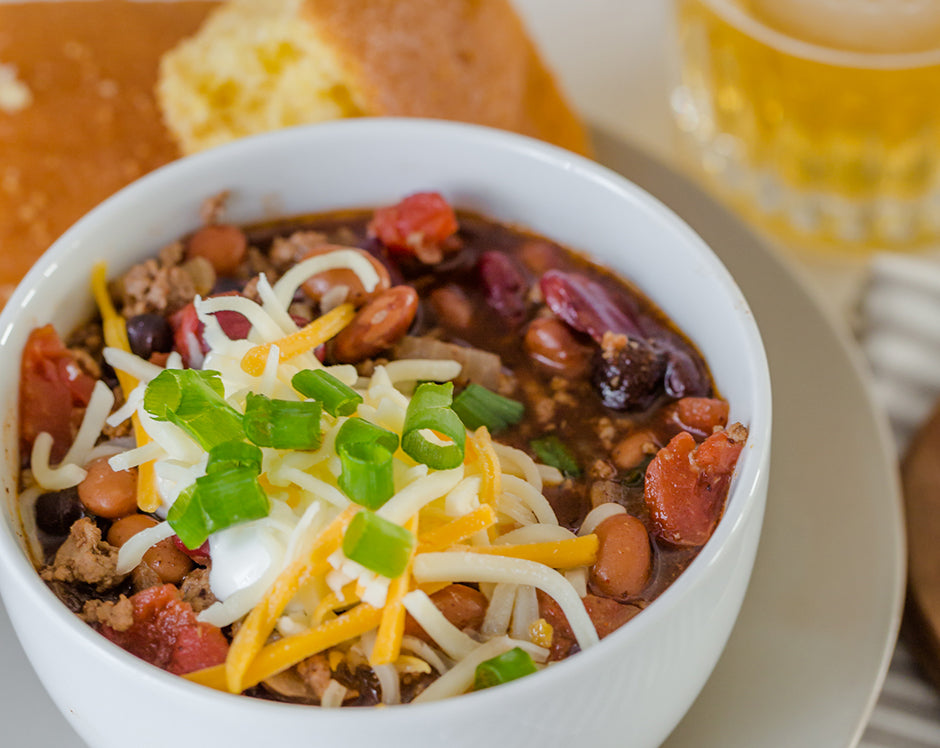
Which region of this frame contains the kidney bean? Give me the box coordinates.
[34,486,84,537]
[589,514,652,599]
[612,430,658,470]
[77,456,138,519]
[429,285,473,330]
[186,224,248,276]
[540,270,641,342]
[108,514,194,585]
[523,317,593,378]
[479,251,528,325]
[403,584,488,644]
[300,245,391,308]
[126,314,173,360]
[332,285,418,363]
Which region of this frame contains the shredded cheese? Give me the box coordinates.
[412,552,599,651]
[452,535,599,570]
[224,506,355,694]
[370,515,419,666]
[241,303,355,376]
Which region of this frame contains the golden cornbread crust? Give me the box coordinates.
[157,0,591,157]
[300,0,592,156]
[0,1,219,304]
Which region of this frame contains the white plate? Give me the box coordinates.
[0,131,903,747]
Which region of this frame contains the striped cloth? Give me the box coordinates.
[858,252,940,747]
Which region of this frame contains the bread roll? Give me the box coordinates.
[157,0,591,156]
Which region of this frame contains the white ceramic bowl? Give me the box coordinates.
[0,119,771,748]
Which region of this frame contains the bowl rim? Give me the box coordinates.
[0,117,772,721]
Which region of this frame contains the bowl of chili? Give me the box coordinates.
[0,118,771,748]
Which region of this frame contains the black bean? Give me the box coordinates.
[35,486,84,537]
[592,337,665,411]
[126,314,173,359]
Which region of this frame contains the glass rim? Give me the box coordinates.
[700,0,940,70]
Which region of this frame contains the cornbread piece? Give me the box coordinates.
[157,0,591,156]
[0,1,218,305]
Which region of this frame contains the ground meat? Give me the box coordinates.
[296,653,333,700]
[114,257,197,317]
[244,248,277,281]
[130,561,162,593]
[200,191,230,225]
[81,595,133,632]
[179,567,216,613]
[589,479,626,508]
[40,517,126,592]
[268,231,328,273]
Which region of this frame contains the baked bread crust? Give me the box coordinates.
[157,0,591,157]
[0,1,218,303]
[300,0,591,156]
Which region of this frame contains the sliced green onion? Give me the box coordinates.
[530,435,581,478]
[143,369,244,450]
[206,440,263,475]
[452,383,524,433]
[342,510,415,578]
[334,418,399,508]
[335,417,399,454]
[167,467,270,549]
[401,382,466,469]
[292,369,363,417]
[473,647,538,691]
[243,393,322,450]
[338,441,396,510]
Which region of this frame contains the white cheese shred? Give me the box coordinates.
[115,521,176,574]
[377,467,465,525]
[273,250,380,309]
[401,590,479,661]
[30,433,87,491]
[411,636,547,704]
[579,502,628,536]
[320,680,348,708]
[60,380,114,469]
[102,347,164,384]
[413,552,599,651]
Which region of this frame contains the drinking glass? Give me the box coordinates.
[671,0,940,251]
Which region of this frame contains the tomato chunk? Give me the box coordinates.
[368,192,458,263]
[100,584,228,675]
[644,428,745,547]
[19,324,96,462]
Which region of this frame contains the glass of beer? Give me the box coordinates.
[671,0,940,251]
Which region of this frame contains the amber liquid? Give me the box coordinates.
[672,0,940,251]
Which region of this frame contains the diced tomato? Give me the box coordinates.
[100,584,228,675]
[19,324,97,463]
[367,192,458,263]
[169,302,209,369]
[644,429,744,547]
[173,536,210,564]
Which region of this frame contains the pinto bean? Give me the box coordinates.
[403,584,488,643]
[332,286,418,363]
[143,538,194,585]
[107,513,193,585]
[582,594,642,638]
[186,224,248,276]
[77,457,138,519]
[300,244,391,308]
[429,284,473,330]
[524,317,592,378]
[612,430,658,470]
[107,513,158,547]
[590,514,652,598]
